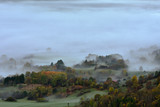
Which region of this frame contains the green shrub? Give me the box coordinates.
[12,91,28,99]
[36,98,48,102]
[5,97,17,102]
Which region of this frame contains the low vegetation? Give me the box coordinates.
[5,97,17,102]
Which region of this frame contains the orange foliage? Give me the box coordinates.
[41,71,66,75]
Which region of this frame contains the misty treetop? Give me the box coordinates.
[24,59,66,72]
[74,54,127,70]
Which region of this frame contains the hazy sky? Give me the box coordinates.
[0,0,160,66]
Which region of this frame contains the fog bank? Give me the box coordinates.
[0,0,160,76]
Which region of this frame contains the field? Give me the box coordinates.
[0,88,107,107]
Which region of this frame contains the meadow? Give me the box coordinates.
[0,88,107,107]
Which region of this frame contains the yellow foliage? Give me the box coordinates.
[122,69,128,76]
[109,87,114,93]
[123,104,126,107]
[132,75,139,89]
[132,75,138,84]
[41,71,66,75]
[114,89,118,95]
[157,83,160,89]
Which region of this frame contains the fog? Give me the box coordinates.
[0,0,160,76]
[127,45,160,71]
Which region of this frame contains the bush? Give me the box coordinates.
[12,91,28,99]
[36,98,48,102]
[5,97,17,102]
[55,93,67,98]
[18,84,26,89]
[27,86,52,100]
[77,90,90,97]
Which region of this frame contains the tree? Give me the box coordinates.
[65,67,75,79]
[28,86,52,100]
[55,60,65,70]
[146,81,152,89]
[132,75,138,84]
[94,94,101,101]
[19,74,25,83]
[50,62,54,66]
[138,75,145,84]
[154,71,160,78]
[23,62,32,71]
[4,74,25,85]
[139,66,143,71]
[109,87,114,94]
[131,75,139,91]
[25,77,32,84]
[126,79,133,87]
[25,71,31,77]
[157,76,160,85]
[122,69,128,76]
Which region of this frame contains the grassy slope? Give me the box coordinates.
[0,86,18,93]
[0,89,107,107]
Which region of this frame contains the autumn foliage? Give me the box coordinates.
[77,72,160,107]
[41,71,66,75]
[25,71,67,87]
